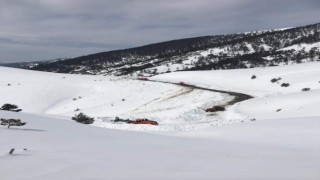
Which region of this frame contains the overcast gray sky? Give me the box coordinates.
[1,0,320,62]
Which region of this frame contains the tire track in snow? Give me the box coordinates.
[159,87,193,102]
[131,87,193,113]
[143,79,253,106]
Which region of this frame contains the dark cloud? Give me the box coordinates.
[0,0,319,62]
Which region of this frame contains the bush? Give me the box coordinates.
[271,77,281,83]
[179,82,187,86]
[281,83,290,87]
[205,106,226,112]
[1,118,27,128]
[72,113,94,124]
[0,104,22,112]
[251,75,256,79]
[302,88,311,91]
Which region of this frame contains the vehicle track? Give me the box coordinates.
[144,80,254,106]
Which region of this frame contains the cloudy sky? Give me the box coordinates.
[1,0,320,62]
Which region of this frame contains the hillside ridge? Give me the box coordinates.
[16,22,320,76]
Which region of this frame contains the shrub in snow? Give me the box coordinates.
[137,77,149,81]
[130,118,158,125]
[251,75,257,79]
[179,82,187,86]
[9,148,15,154]
[205,106,226,112]
[302,88,311,91]
[271,77,281,83]
[0,104,22,112]
[72,113,94,124]
[281,83,290,87]
[1,118,27,128]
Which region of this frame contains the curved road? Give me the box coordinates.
[145,79,254,106]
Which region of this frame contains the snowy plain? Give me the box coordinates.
[0,67,240,131]
[1,110,319,180]
[1,62,320,179]
[152,62,320,119]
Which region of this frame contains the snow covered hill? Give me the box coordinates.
[24,22,320,77]
[1,62,320,179]
[153,62,320,120]
[0,67,237,131]
[1,62,320,129]
[1,109,319,179]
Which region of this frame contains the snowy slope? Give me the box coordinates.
[152,62,320,97]
[1,110,319,180]
[2,62,320,129]
[0,67,237,131]
[237,90,320,119]
[152,62,320,120]
[28,22,320,77]
[1,62,320,179]
[0,67,176,115]
[280,42,320,52]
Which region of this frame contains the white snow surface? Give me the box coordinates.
[1,62,320,179]
[0,111,319,180]
[152,62,320,120]
[280,42,320,52]
[0,67,239,131]
[152,62,320,97]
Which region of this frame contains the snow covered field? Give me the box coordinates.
[1,110,319,180]
[153,62,320,119]
[1,62,320,179]
[0,67,242,131]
